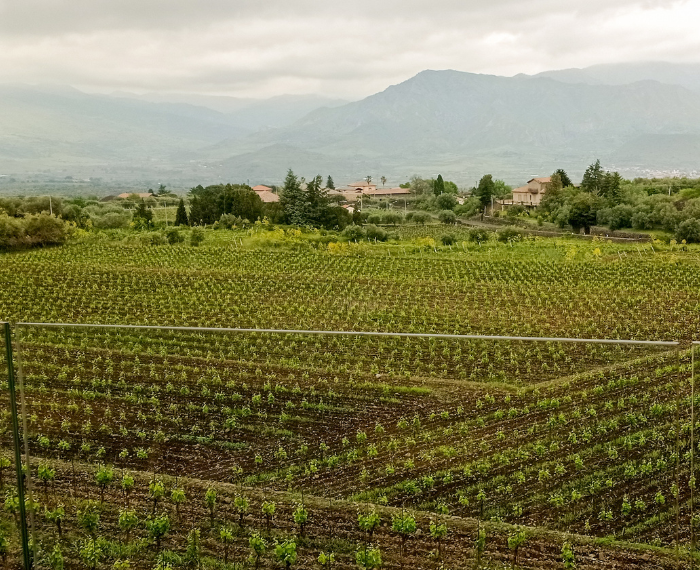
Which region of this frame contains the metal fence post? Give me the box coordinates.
[3,322,31,569]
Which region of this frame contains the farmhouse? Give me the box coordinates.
[337,181,410,197]
[252,184,280,203]
[256,191,280,203]
[345,180,377,193]
[364,187,411,197]
[511,177,551,207]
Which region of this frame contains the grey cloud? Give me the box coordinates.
[0,0,697,98]
[0,0,672,34]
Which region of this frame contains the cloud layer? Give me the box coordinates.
[0,0,698,98]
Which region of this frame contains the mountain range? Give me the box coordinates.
[1,61,699,191]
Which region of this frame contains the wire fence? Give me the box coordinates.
[1,321,697,569]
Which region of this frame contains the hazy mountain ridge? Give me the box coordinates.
[110,91,350,129]
[532,62,700,93]
[1,62,700,186]
[230,70,700,180]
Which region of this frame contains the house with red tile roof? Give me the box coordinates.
[511,177,551,207]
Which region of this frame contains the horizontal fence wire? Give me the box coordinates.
[14,321,681,346]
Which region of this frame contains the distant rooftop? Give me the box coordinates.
[117,192,154,199]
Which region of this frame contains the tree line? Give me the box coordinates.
[177,171,356,231]
[538,160,700,241]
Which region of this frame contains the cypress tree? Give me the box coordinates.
[326,175,335,190]
[474,174,495,209]
[433,174,445,197]
[175,199,189,226]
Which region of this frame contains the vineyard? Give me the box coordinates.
[1,230,700,569]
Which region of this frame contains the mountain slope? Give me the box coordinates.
[533,62,700,93]
[3,67,700,185]
[237,70,700,166]
[0,85,247,165]
[111,91,349,129]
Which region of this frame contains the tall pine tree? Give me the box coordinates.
[175,199,189,226]
[326,175,335,190]
[280,169,308,226]
[306,174,329,226]
[554,169,573,188]
[601,172,622,205]
[581,160,604,194]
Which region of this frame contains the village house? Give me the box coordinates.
[252,184,280,203]
[511,177,551,207]
[364,186,411,197]
[345,180,377,193]
[335,180,411,200]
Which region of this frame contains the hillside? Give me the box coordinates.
[0,86,347,185]
[230,70,700,181]
[3,65,700,186]
[533,61,700,92]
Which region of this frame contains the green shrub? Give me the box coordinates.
[90,211,131,229]
[455,198,480,218]
[497,227,522,243]
[342,225,366,242]
[441,234,456,246]
[507,205,526,218]
[383,212,403,225]
[365,225,388,242]
[676,218,700,243]
[467,228,490,244]
[0,214,25,249]
[165,228,184,244]
[411,212,431,225]
[190,228,205,247]
[438,210,457,224]
[219,213,245,229]
[436,193,457,210]
[0,213,69,250]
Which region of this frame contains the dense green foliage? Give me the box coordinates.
[474,174,495,209]
[538,163,700,241]
[0,213,70,250]
[279,170,351,229]
[174,199,189,226]
[188,184,265,225]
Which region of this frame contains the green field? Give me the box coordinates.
[1,227,699,569]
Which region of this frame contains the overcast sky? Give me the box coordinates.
[0,0,699,99]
